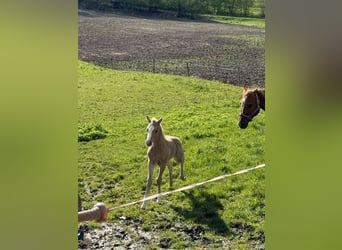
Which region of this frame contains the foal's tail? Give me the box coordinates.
[173,138,184,164]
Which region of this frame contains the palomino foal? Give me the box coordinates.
[141,116,185,208]
[239,87,265,129]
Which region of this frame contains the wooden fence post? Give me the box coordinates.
[152,58,155,73]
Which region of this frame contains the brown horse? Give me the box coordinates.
[141,116,185,209]
[238,87,265,129]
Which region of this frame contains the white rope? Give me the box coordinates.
[108,163,265,211]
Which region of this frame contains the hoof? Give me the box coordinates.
[180,176,186,180]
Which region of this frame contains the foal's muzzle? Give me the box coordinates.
[146,140,152,146]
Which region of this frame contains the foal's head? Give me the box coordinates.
[146,116,163,146]
[238,87,261,129]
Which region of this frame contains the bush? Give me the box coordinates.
[79,0,114,11]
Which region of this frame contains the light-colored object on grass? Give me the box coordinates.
[78,202,108,223]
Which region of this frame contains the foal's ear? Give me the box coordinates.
[146,116,151,123]
[243,86,248,94]
[157,117,163,124]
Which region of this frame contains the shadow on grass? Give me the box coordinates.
[171,190,230,236]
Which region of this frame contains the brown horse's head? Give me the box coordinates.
[238,87,261,129]
[146,116,163,146]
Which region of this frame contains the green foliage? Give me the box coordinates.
[78,61,265,249]
[78,0,265,18]
[79,0,113,10]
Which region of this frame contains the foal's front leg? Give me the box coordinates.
[141,160,155,209]
[156,164,166,203]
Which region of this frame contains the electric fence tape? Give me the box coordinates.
[108,163,265,212]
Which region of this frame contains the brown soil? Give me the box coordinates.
[78,9,265,87]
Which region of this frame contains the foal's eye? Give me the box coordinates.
[155,129,158,133]
[246,104,252,108]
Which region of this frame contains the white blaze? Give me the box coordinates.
[146,124,155,143]
[241,97,246,112]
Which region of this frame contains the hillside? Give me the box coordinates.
[78,61,265,249]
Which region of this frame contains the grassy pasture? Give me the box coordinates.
[78,61,265,249]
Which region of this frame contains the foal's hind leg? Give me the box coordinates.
[141,160,155,209]
[175,145,186,180]
[180,161,186,180]
[179,153,186,180]
[156,164,166,203]
[167,161,173,187]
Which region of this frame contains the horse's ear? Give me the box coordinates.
[146,116,151,123]
[243,86,248,94]
[254,88,262,95]
[157,117,163,124]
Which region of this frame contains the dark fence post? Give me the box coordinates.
[186,62,190,76]
[152,58,155,73]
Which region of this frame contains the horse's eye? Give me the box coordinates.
[155,129,158,133]
[246,104,252,108]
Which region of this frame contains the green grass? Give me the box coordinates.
[78,61,265,249]
[206,15,265,29]
[78,123,109,142]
